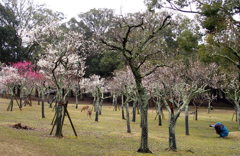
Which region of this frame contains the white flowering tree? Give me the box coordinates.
[224,73,240,130]
[109,67,135,121]
[84,75,105,122]
[109,67,136,132]
[36,24,89,137]
[147,61,211,151]
[0,66,22,111]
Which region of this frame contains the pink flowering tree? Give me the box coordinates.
[12,61,42,107]
[0,61,45,111]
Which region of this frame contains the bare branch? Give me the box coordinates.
[100,38,124,52]
[167,1,201,14]
[122,18,144,54]
[142,64,172,78]
[212,53,239,67]
[137,50,162,69]
[140,15,171,52]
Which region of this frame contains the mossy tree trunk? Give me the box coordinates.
[162,93,189,151]
[208,101,211,114]
[95,97,99,122]
[237,106,240,130]
[113,93,118,111]
[169,115,177,151]
[235,103,240,130]
[7,88,14,111]
[94,88,101,122]
[7,95,14,111]
[156,97,162,126]
[134,74,151,153]
[54,102,63,137]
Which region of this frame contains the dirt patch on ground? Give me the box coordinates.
[228,131,240,139]
[11,123,34,130]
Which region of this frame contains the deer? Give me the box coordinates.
[81,106,89,112]
[87,108,92,119]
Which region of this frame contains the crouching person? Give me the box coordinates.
[210,122,229,138]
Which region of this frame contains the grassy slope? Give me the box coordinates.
[0,98,239,156]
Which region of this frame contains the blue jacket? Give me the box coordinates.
[214,122,229,137]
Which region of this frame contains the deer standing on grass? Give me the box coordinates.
[81,106,89,112]
[87,108,92,119]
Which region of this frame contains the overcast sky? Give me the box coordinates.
[35,0,147,19]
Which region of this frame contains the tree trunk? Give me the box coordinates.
[37,89,41,105]
[29,95,32,106]
[55,104,63,137]
[137,102,140,115]
[158,114,162,126]
[121,95,125,120]
[93,96,96,112]
[41,91,45,118]
[7,96,14,111]
[235,107,237,122]
[47,89,50,104]
[113,95,118,111]
[169,117,177,151]
[95,96,100,122]
[195,106,198,121]
[35,88,38,97]
[99,98,103,115]
[157,99,162,126]
[236,105,240,130]
[125,102,131,133]
[137,107,151,153]
[132,101,136,122]
[132,72,151,153]
[185,105,190,135]
[95,111,99,122]
[19,88,22,109]
[75,94,78,109]
[208,101,211,114]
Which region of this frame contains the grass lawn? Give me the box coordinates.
[0,98,239,156]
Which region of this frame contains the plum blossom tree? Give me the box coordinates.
[84,75,105,122]
[0,61,43,111]
[12,61,41,107]
[109,67,136,132]
[36,24,89,137]
[101,12,171,153]
[33,70,48,118]
[148,61,215,151]
[108,67,135,120]
[0,66,22,111]
[224,73,240,130]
